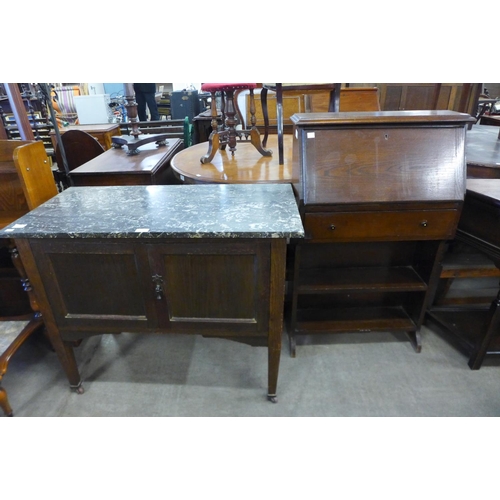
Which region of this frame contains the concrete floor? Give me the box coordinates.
[2,318,500,417]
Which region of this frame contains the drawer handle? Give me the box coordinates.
[329,224,336,231]
[420,220,428,227]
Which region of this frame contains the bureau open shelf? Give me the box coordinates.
[297,266,428,294]
[295,306,417,334]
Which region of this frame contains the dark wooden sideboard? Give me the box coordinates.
[427,179,500,368]
[287,110,475,356]
[70,139,183,186]
[1,184,304,402]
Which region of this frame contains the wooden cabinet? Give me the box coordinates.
[27,238,272,340]
[427,179,500,369]
[3,184,304,401]
[287,111,474,356]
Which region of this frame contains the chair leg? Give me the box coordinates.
[248,90,272,158]
[261,88,270,147]
[276,84,284,165]
[0,315,44,417]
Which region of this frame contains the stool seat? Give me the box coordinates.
[200,83,272,164]
[201,83,257,92]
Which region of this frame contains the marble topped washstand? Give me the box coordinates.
[2,184,304,403]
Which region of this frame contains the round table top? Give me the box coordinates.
[171,135,295,184]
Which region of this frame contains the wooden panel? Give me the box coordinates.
[307,87,381,112]
[377,83,480,114]
[151,240,270,336]
[304,210,460,242]
[29,240,154,333]
[164,254,257,319]
[246,93,305,128]
[302,127,466,205]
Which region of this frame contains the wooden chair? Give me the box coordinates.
[0,140,57,416]
[51,85,80,127]
[55,129,105,186]
[14,141,58,210]
[261,84,342,165]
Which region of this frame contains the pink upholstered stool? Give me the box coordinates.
[200,83,272,164]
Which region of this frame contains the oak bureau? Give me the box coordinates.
[287,110,475,356]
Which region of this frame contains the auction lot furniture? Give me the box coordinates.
[287,111,474,357]
[427,179,500,369]
[1,184,304,402]
[199,83,271,164]
[70,139,183,186]
[49,123,121,151]
[1,139,57,415]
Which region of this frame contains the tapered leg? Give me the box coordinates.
[468,293,500,369]
[13,240,83,393]
[267,239,286,402]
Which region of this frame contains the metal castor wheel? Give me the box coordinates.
[71,384,85,395]
[267,394,278,403]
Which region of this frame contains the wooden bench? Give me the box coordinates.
[119,118,192,146]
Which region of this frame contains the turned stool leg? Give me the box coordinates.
[223,90,238,155]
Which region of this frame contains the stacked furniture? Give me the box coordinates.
[0,139,58,416]
[287,111,475,357]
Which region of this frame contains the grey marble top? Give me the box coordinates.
[466,125,500,168]
[1,184,304,239]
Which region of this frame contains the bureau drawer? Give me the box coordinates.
[304,210,460,241]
